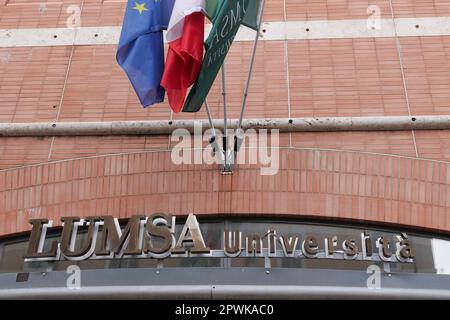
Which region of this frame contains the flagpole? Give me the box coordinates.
[204,99,220,156]
[237,0,267,132]
[221,65,231,173]
[204,99,216,135]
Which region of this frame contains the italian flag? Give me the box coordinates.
[161,0,207,113]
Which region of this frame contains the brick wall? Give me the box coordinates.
[1,0,450,236]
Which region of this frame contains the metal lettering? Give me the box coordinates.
[24,219,58,259]
[325,235,337,257]
[173,214,210,254]
[95,215,145,256]
[268,230,276,256]
[224,230,242,257]
[396,233,415,262]
[342,237,359,259]
[302,236,319,258]
[22,214,416,264]
[60,216,100,260]
[143,213,174,258]
[246,234,262,256]
[279,235,298,257]
[361,231,373,259]
[376,235,393,262]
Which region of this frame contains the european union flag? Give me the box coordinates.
[117,0,175,107]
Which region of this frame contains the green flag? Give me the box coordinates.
[242,0,260,30]
[206,0,260,31]
[183,0,255,112]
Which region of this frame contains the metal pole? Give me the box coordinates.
[204,99,220,155]
[238,0,267,129]
[204,99,216,135]
[234,0,267,157]
[221,65,231,172]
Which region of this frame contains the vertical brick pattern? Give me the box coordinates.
[48,135,170,161]
[1,149,450,235]
[58,45,171,121]
[2,1,450,237]
[0,0,83,28]
[0,47,71,122]
[401,36,450,115]
[288,38,409,117]
[2,3,450,122]
[291,131,417,157]
[415,131,450,161]
[0,137,52,168]
[391,0,450,17]
[0,38,421,122]
[286,0,392,20]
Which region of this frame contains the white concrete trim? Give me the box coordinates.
[396,17,450,37]
[0,26,120,47]
[1,17,450,47]
[0,116,449,137]
[1,285,449,299]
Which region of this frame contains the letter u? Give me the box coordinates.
[224,230,242,257]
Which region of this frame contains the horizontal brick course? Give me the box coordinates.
[1,148,450,236]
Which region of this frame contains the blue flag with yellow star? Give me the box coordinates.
[117,0,175,107]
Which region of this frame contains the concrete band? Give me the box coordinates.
[0,116,449,137]
[1,17,450,47]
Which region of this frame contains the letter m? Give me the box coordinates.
[95,215,144,256]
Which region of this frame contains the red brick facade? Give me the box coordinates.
[1,1,450,236]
